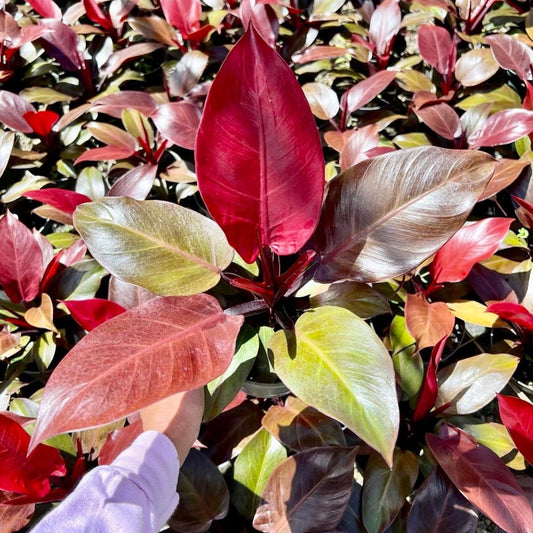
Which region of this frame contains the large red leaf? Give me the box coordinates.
[417,24,454,75]
[0,211,44,303]
[253,447,357,533]
[497,394,533,466]
[62,298,127,331]
[23,188,91,216]
[486,302,533,331]
[468,109,533,149]
[485,34,533,82]
[430,218,512,284]
[195,25,324,263]
[0,414,66,499]
[426,424,533,533]
[160,0,201,37]
[30,294,243,450]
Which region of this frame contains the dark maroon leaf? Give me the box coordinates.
[426,424,533,533]
[311,147,495,283]
[486,302,533,331]
[343,71,396,115]
[431,218,512,284]
[253,447,357,533]
[23,188,91,216]
[467,264,518,305]
[152,101,201,150]
[30,295,243,449]
[63,298,127,331]
[412,336,447,421]
[196,25,324,263]
[0,414,66,498]
[108,164,158,200]
[417,24,454,75]
[0,211,44,303]
[406,467,478,533]
[497,394,533,466]
[468,109,533,149]
[485,34,533,82]
[0,91,35,133]
[415,102,462,140]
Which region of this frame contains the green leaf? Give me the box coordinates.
[269,306,399,466]
[362,449,419,533]
[74,198,234,296]
[232,428,287,518]
[435,353,519,414]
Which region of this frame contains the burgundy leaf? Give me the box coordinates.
[406,467,478,533]
[23,188,91,216]
[412,335,447,421]
[485,34,533,82]
[343,70,396,115]
[0,91,35,133]
[368,0,401,57]
[417,24,454,75]
[22,110,59,137]
[0,211,44,303]
[253,447,357,533]
[74,145,136,165]
[39,20,85,72]
[160,0,201,37]
[467,264,518,305]
[30,294,243,449]
[152,101,201,150]
[26,0,61,19]
[486,302,533,331]
[91,91,158,118]
[0,414,66,499]
[63,298,127,331]
[415,102,462,140]
[426,424,533,533]
[430,218,512,284]
[108,164,158,200]
[468,109,533,149]
[196,25,324,263]
[497,394,533,466]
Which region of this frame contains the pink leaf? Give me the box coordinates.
[497,394,533,466]
[431,218,512,284]
[63,298,127,331]
[339,125,380,170]
[343,70,396,115]
[0,212,44,303]
[368,0,401,57]
[0,414,66,499]
[108,164,158,200]
[98,419,143,465]
[486,302,533,331]
[485,34,533,82]
[413,336,447,421]
[74,145,136,165]
[240,0,278,47]
[468,109,533,149]
[91,91,158,118]
[39,20,85,72]
[152,101,201,150]
[101,43,164,77]
[23,188,91,216]
[415,102,462,140]
[30,294,243,450]
[26,0,62,19]
[0,91,35,133]
[195,25,324,263]
[426,423,533,533]
[418,24,454,75]
[160,0,201,37]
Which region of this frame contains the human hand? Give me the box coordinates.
[140,388,204,463]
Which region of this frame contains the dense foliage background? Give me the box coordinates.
[1,0,533,531]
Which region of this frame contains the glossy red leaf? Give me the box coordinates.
[253,447,357,533]
[0,91,35,133]
[343,70,396,115]
[23,188,91,216]
[30,294,243,450]
[108,164,158,200]
[240,0,278,48]
[196,25,324,263]
[0,414,66,498]
[406,467,478,533]
[26,0,61,19]
[485,34,533,82]
[74,145,136,165]
[368,0,401,57]
[152,102,201,150]
[426,424,533,533]
[22,110,59,137]
[415,102,462,140]
[63,298,127,331]
[497,394,533,466]
[412,335,447,421]
[83,0,112,30]
[468,109,533,149]
[417,24,454,75]
[486,302,533,331]
[160,0,201,37]
[431,218,512,284]
[0,211,44,303]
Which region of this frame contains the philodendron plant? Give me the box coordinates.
[26,25,533,533]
